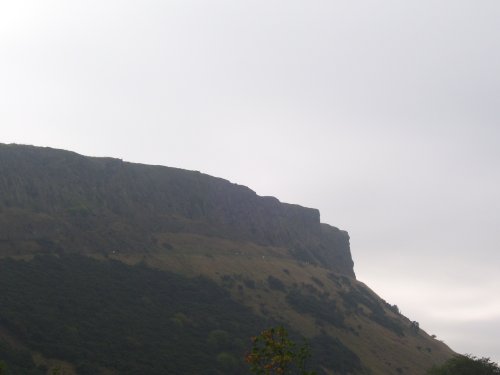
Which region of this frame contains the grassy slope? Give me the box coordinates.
[0,232,452,375]
[102,232,454,375]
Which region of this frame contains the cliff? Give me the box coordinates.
[0,143,455,375]
[0,143,354,277]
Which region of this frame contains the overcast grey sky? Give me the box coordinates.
[1,0,499,363]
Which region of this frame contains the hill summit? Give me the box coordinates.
[0,144,353,277]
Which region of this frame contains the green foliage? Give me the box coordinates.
[0,255,269,374]
[208,330,231,350]
[340,286,404,336]
[267,276,286,291]
[309,335,364,375]
[243,278,257,289]
[246,326,315,375]
[0,340,43,374]
[427,354,500,375]
[217,352,239,372]
[286,289,345,328]
[0,255,367,375]
[220,274,236,288]
[387,304,400,314]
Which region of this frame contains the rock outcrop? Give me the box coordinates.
[0,143,354,277]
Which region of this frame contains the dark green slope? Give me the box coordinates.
[0,255,363,375]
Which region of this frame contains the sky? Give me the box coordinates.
[1,0,499,363]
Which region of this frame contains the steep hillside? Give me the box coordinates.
[0,144,453,375]
[0,144,353,277]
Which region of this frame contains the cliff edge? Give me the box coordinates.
[0,143,355,277]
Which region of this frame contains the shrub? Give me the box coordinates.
[427,354,500,375]
[267,276,286,291]
[245,326,315,375]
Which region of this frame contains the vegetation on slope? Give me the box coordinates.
[0,255,363,375]
[0,144,455,375]
[0,342,42,374]
[427,355,500,375]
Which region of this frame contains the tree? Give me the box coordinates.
[245,326,315,375]
[427,354,500,375]
[410,320,419,333]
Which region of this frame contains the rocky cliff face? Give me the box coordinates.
[0,144,355,277]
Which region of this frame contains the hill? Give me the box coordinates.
[0,143,453,374]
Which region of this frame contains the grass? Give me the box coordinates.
[0,231,453,375]
[97,232,454,375]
